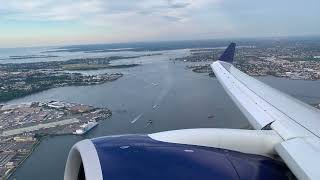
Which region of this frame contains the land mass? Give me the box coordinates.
[177,44,320,80]
[8,55,59,60]
[0,55,144,71]
[0,101,112,179]
[0,54,155,102]
[62,63,138,71]
[0,70,122,102]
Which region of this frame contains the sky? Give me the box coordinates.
[0,0,319,48]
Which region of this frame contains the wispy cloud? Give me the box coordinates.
[167,0,190,9]
[0,0,221,22]
[0,0,319,47]
[0,0,105,21]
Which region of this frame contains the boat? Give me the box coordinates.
[73,121,98,135]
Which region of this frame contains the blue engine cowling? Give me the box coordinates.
[64,135,291,180]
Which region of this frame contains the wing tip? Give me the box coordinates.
[219,42,236,63]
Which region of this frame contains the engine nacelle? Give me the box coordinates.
[64,129,291,180]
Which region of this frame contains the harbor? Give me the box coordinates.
[4,40,320,180]
[0,101,111,179]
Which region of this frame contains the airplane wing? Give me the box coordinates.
[211,43,320,180]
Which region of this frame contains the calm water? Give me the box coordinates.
[4,49,320,180]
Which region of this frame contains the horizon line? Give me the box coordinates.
[1,34,320,49]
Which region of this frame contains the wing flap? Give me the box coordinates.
[276,137,320,180]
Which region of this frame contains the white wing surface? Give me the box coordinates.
[211,43,320,180]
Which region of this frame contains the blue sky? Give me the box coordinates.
[0,0,319,47]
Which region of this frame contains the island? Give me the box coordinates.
[0,56,142,71]
[0,101,112,179]
[186,64,215,77]
[0,70,123,102]
[62,63,138,71]
[8,55,59,60]
[0,54,156,102]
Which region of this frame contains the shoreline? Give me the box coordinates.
[0,73,123,103]
[5,130,97,180]
[0,100,111,179]
[5,139,41,180]
[187,64,320,81]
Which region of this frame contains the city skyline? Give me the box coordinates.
[0,0,320,48]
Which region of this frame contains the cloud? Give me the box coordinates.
[0,0,234,46]
[0,0,105,21]
[162,15,184,22]
[0,0,222,22]
[167,0,190,9]
[1,0,320,48]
